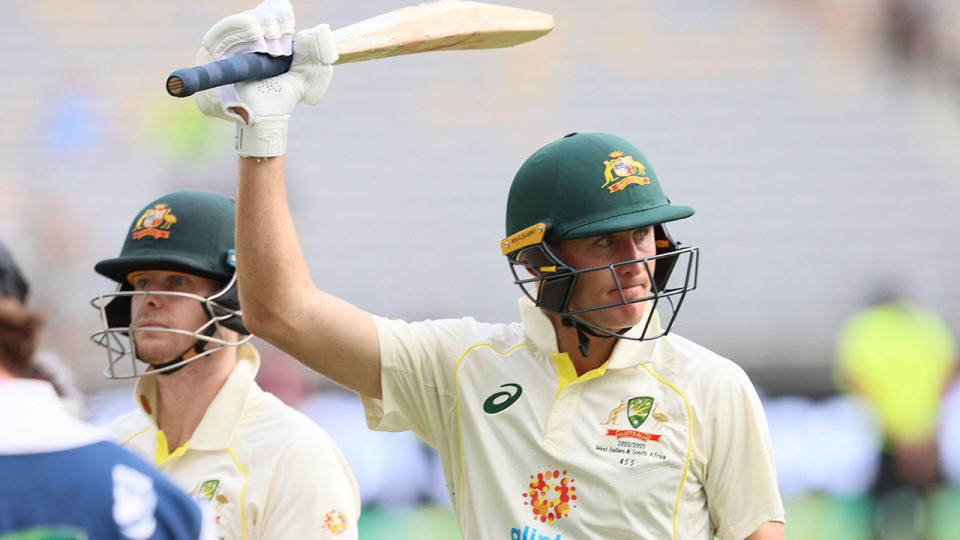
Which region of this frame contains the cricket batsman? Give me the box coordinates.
[191,1,786,538]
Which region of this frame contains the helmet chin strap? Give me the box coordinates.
[561,316,627,357]
[152,324,218,376]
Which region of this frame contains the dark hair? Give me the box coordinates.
[0,241,29,303]
[0,297,45,377]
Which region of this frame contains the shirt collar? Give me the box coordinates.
[607,318,662,369]
[0,379,101,454]
[133,343,262,450]
[518,295,560,355]
[518,295,663,369]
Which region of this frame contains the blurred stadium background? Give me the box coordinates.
[3,0,960,538]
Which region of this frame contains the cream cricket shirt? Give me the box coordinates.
[362,298,784,540]
[104,344,360,540]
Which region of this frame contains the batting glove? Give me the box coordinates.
[194,0,338,157]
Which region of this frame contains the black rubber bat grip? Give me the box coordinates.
[166,52,293,97]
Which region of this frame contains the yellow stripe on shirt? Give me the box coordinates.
[227,447,250,540]
[453,341,531,510]
[642,364,694,540]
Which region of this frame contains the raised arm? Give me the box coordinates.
[194,0,383,398]
[235,157,382,398]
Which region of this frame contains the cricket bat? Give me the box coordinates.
[166,0,554,97]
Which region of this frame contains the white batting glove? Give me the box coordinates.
[194,0,338,157]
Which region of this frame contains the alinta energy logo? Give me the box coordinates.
[322,509,349,535]
[522,467,577,526]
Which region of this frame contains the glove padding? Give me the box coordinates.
[194,0,338,157]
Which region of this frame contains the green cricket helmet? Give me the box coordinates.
[90,190,251,379]
[501,132,699,348]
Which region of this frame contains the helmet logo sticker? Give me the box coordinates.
[131,203,178,240]
[602,151,650,193]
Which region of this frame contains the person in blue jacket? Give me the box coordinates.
[0,240,214,540]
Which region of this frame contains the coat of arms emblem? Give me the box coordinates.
[132,203,178,240]
[602,151,651,193]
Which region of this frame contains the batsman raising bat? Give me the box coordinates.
[194,1,786,538]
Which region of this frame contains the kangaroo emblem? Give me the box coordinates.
[602,400,627,425]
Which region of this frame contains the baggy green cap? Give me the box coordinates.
[505,132,694,243]
[95,190,236,284]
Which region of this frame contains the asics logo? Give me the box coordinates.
[483,383,523,414]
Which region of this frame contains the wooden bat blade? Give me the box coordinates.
[165,0,554,97]
[332,0,554,64]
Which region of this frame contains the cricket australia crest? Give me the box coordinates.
[601,151,650,193]
[132,203,178,240]
[194,479,220,501]
[627,396,654,428]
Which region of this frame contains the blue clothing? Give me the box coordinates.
[0,442,204,539]
[0,379,210,540]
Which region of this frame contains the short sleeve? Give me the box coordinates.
[258,430,361,540]
[360,316,474,448]
[701,367,785,539]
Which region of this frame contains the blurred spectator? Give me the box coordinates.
[0,241,28,305]
[0,240,86,418]
[0,240,213,539]
[835,291,958,539]
[880,0,937,72]
[836,295,957,493]
[0,241,40,380]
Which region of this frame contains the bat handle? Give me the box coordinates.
[166,51,294,98]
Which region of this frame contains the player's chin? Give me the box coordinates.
[133,337,185,365]
[585,303,647,332]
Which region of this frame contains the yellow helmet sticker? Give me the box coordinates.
[501,222,547,255]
